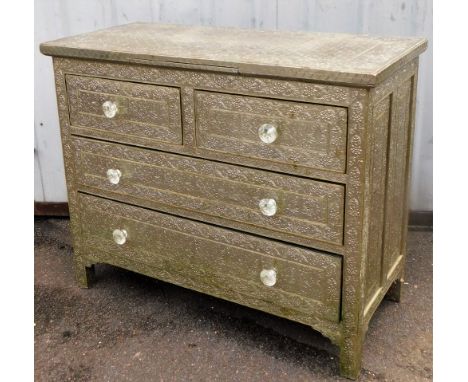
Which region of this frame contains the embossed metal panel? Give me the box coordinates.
[364,96,391,302]
[195,91,348,173]
[79,193,342,322]
[382,79,413,280]
[74,138,345,246]
[42,23,427,380]
[40,23,427,86]
[66,75,182,145]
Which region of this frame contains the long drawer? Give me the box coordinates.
[66,75,182,146]
[78,193,342,322]
[73,138,345,247]
[195,91,348,173]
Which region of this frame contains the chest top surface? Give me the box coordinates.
[40,23,426,86]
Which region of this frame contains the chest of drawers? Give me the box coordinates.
[41,23,426,379]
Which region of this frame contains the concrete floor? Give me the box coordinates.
[34,219,432,382]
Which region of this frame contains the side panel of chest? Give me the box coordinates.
[364,62,418,312]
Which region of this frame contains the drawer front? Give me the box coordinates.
[78,193,342,322]
[66,75,182,145]
[74,138,345,246]
[195,91,348,173]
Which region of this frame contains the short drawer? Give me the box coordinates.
[78,193,342,322]
[74,138,345,247]
[195,91,348,173]
[66,75,182,145]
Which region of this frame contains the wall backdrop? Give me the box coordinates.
[35,0,433,211]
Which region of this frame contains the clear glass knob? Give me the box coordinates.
[260,269,277,287]
[258,123,278,144]
[112,229,127,245]
[106,169,121,185]
[102,100,118,118]
[259,198,277,216]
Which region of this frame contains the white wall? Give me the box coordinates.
[35,0,433,211]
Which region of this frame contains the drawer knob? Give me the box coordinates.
[259,198,277,216]
[106,168,121,185]
[258,123,278,144]
[102,100,119,118]
[112,229,127,245]
[260,269,277,287]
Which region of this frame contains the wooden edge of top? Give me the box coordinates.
[39,36,428,88]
